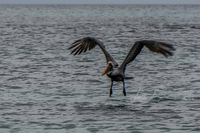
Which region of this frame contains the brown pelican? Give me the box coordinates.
[68,37,175,96]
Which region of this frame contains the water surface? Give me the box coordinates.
[0,4,200,133]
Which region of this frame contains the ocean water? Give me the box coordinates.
[0,4,200,133]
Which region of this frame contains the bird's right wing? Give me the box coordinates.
[119,40,175,73]
[68,37,118,67]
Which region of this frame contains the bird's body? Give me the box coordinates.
[68,37,175,96]
[107,69,124,82]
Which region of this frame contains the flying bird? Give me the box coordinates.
[68,37,175,96]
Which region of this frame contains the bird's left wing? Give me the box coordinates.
[119,40,175,73]
[68,37,118,67]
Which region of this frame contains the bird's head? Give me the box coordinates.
[101,61,114,76]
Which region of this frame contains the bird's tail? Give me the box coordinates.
[125,77,133,80]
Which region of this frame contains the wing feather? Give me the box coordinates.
[77,43,85,55]
[119,40,175,72]
[68,40,81,49]
[68,37,118,66]
[83,42,89,53]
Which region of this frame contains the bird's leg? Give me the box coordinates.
[122,80,126,96]
[109,80,113,97]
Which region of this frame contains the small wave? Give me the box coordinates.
[130,95,149,103]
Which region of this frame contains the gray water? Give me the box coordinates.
[0,4,200,133]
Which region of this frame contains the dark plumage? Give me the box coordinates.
[68,37,175,96]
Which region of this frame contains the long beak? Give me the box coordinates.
[101,64,110,76]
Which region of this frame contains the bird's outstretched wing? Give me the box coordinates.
[68,37,118,67]
[119,40,175,72]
